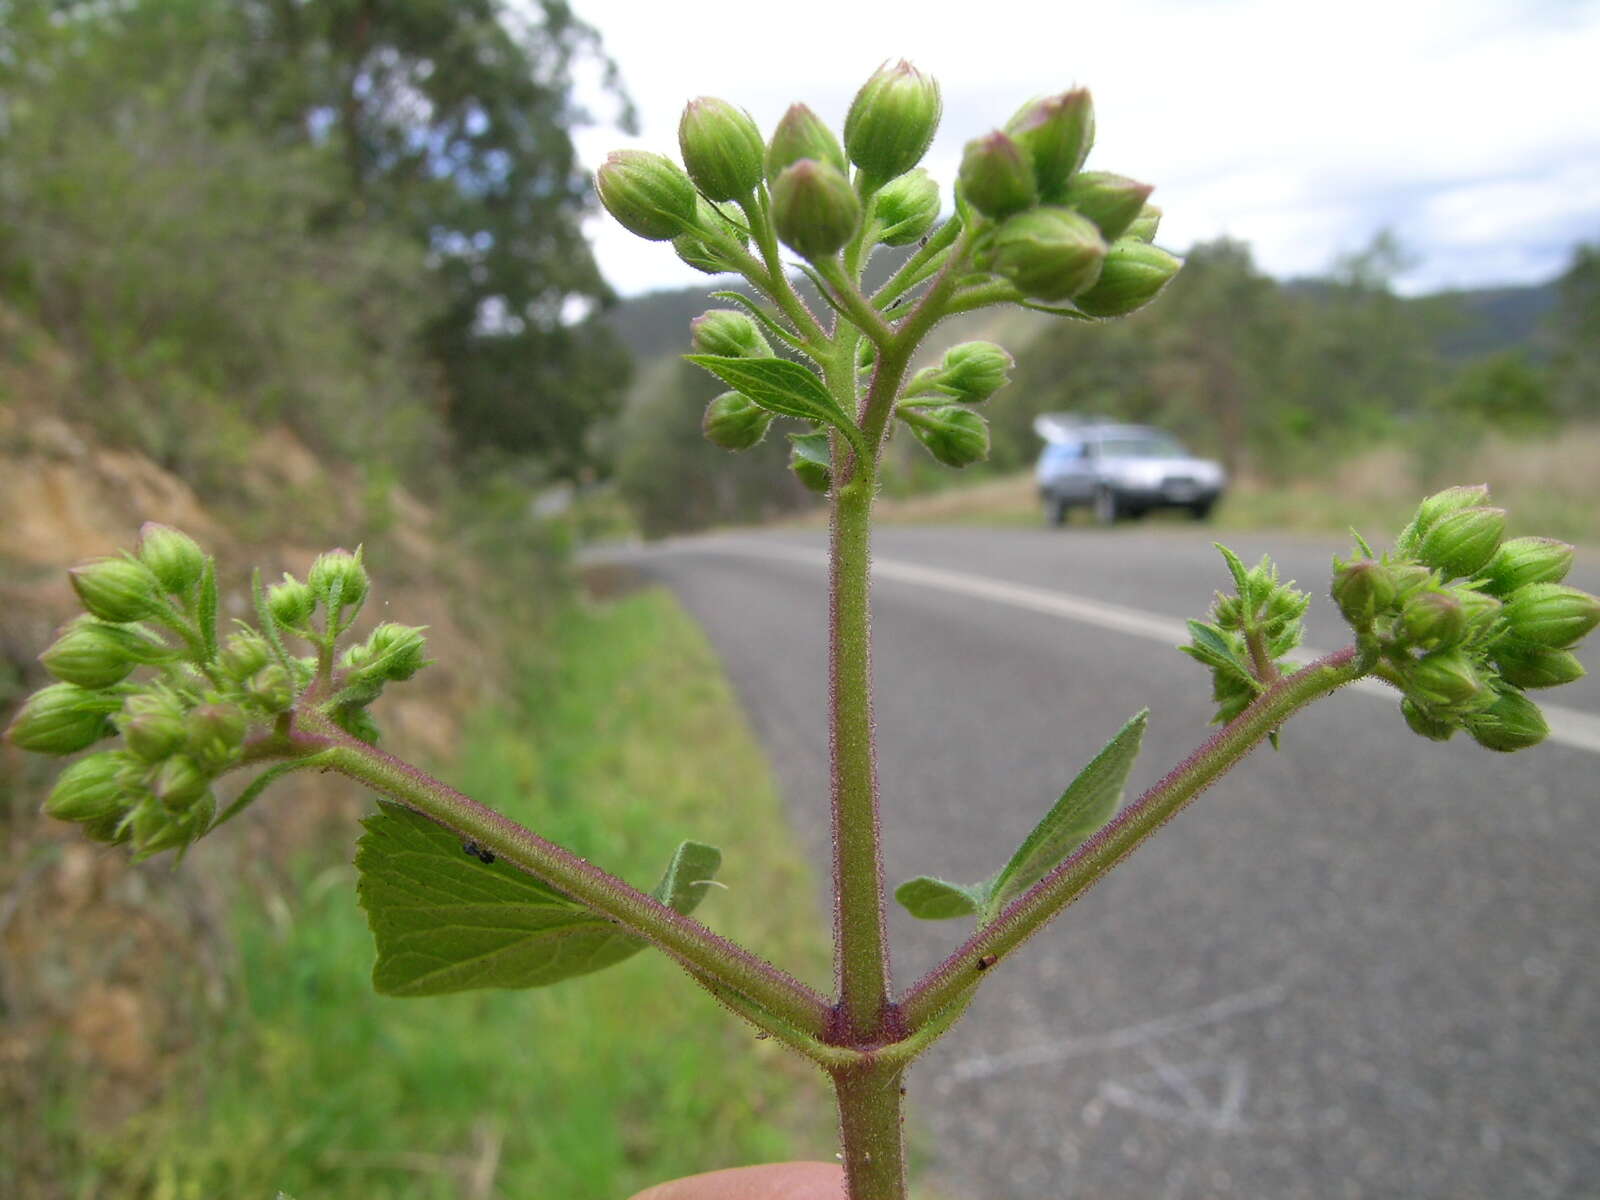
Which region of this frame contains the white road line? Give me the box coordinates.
[663,538,1600,757]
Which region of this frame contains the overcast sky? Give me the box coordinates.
[564,0,1599,299]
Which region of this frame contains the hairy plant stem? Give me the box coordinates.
[833,1061,909,1200]
[286,707,833,1038]
[900,645,1371,1029]
[828,469,894,1044]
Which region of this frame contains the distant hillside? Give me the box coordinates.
[611,261,1561,370]
[1428,282,1559,361]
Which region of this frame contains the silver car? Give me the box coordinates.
[1034,415,1227,525]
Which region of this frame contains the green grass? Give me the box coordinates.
[74,589,832,1199]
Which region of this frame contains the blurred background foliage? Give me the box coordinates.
[604,231,1598,539]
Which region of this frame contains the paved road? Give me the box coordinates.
[619,524,1600,1199]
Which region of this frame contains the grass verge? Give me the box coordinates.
[71,588,832,1199]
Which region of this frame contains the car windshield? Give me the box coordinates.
[1098,434,1187,459]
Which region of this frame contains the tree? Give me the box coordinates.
[229,0,636,474]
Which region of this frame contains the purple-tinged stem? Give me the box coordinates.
[289,707,833,1038]
[900,646,1368,1031]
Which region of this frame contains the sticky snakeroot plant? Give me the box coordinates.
[10,63,1600,1200]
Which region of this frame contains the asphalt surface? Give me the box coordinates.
[616,523,1600,1200]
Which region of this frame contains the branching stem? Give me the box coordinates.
[899,646,1370,1029]
[286,708,834,1039]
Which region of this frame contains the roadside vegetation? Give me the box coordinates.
[0,4,832,1194]
[22,591,829,1199]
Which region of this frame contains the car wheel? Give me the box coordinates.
[1189,499,1215,521]
[1046,495,1070,526]
[1092,486,1121,525]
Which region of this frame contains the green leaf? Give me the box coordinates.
[1216,543,1250,595]
[250,568,293,676]
[895,711,1147,924]
[1180,621,1256,687]
[197,556,218,662]
[985,709,1147,918]
[684,354,849,429]
[709,290,804,351]
[894,874,994,920]
[357,803,722,996]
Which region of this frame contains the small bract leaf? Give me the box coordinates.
[985,709,1147,918]
[684,354,850,430]
[1180,620,1255,686]
[894,875,993,920]
[357,804,722,996]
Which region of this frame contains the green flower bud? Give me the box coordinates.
[185,703,247,769]
[1448,584,1503,634]
[44,752,134,823]
[308,548,369,615]
[1491,642,1586,689]
[900,404,990,468]
[843,60,942,183]
[219,630,271,681]
[1400,590,1466,649]
[1480,536,1575,596]
[596,150,699,242]
[131,792,213,858]
[703,392,774,451]
[1399,484,1491,554]
[873,169,940,246]
[1406,652,1486,709]
[1005,89,1095,202]
[673,231,730,275]
[69,556,164,623]
[366,623,429,681]
[690,309,772,359]
[1125,204,1162,242]
[267,575,315,629]
[1417,506,1506,579]
[907,342,1014,404]
[1330,558,1397,629]
[1059,171,1153,241]
[1501,583,1600,649]
[152,754,209,810]
[1400,697,1456,742]
[327,703,379,745]
[678,96,765,201]
[137,523,206,594]
[123,707,187,762]
[1464,689,1548,752]
[40,620,149,688]
[5,682,119,754]
[771,158,861,261]
[1072,239,1182,318]
[989,207,1107,302]
[248,664,295,712]
[1386,562,1439,600]
[766,103,847,181]
[958,132,1037,221]
[789,431,832,494]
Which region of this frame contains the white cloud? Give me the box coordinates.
[567,0,1600,296]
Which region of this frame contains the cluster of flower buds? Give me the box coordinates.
[597,60,946,271]
[1182,548,1311,728]
[1331,485,1597,751]
[959,90,1179,315]
[893,341,1014,467]
[4,528,429,858]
